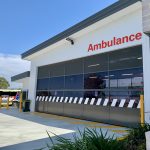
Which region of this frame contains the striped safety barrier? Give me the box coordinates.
[35,96,140,109]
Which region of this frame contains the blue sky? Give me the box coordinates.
[0,0,117,55]
[0,0,117,88]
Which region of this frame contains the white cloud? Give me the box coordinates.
[0,53,30,89]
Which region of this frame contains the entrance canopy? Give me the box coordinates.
[0,89,21,96]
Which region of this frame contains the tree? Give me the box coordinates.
[0,77,10,89]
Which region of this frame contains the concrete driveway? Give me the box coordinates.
[0,108,128,150]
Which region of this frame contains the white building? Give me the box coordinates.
[12,0,150,126]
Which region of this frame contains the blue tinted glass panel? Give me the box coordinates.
[37,78,49,90]
[84,91,109,99]
[49,76,64,89]
[64,91,83,97]
[109,67,143,89]
[48,91,64,97]
[84,72,108,89]
[36,91,49,96]
[110,91,140,101]
[65,74,83,89]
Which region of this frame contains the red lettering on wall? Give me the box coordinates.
[116,38,122,45]
[129,34,135,41]
[87,32,142,52]
[135,32,142,40]
[88,44,94,52]
[102,40,107,48]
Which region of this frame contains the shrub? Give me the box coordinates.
[123,123,150,150]
[37,124,150,150]
[38,128,123,150]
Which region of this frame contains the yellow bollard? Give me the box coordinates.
[140,94,145,125]
[0,96,2,109]
[19,92,23,112]
[6,96,9,110]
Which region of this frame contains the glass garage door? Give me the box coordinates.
[36,45,143,126]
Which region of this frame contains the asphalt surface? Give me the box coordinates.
[0,107,128,150]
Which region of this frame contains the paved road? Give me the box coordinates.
[0,108,128,150]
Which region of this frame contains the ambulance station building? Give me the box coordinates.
[12,0,150,126]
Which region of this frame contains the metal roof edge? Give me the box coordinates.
[11,71,30,81]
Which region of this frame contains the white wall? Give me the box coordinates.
[31,8,142,67]
[28,63,37,112]
[27,3,143,112]
[142,34,150,124]
[15,77,29,91]
[142,0,150,33]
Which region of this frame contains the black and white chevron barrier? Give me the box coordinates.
[36,96,140,109]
